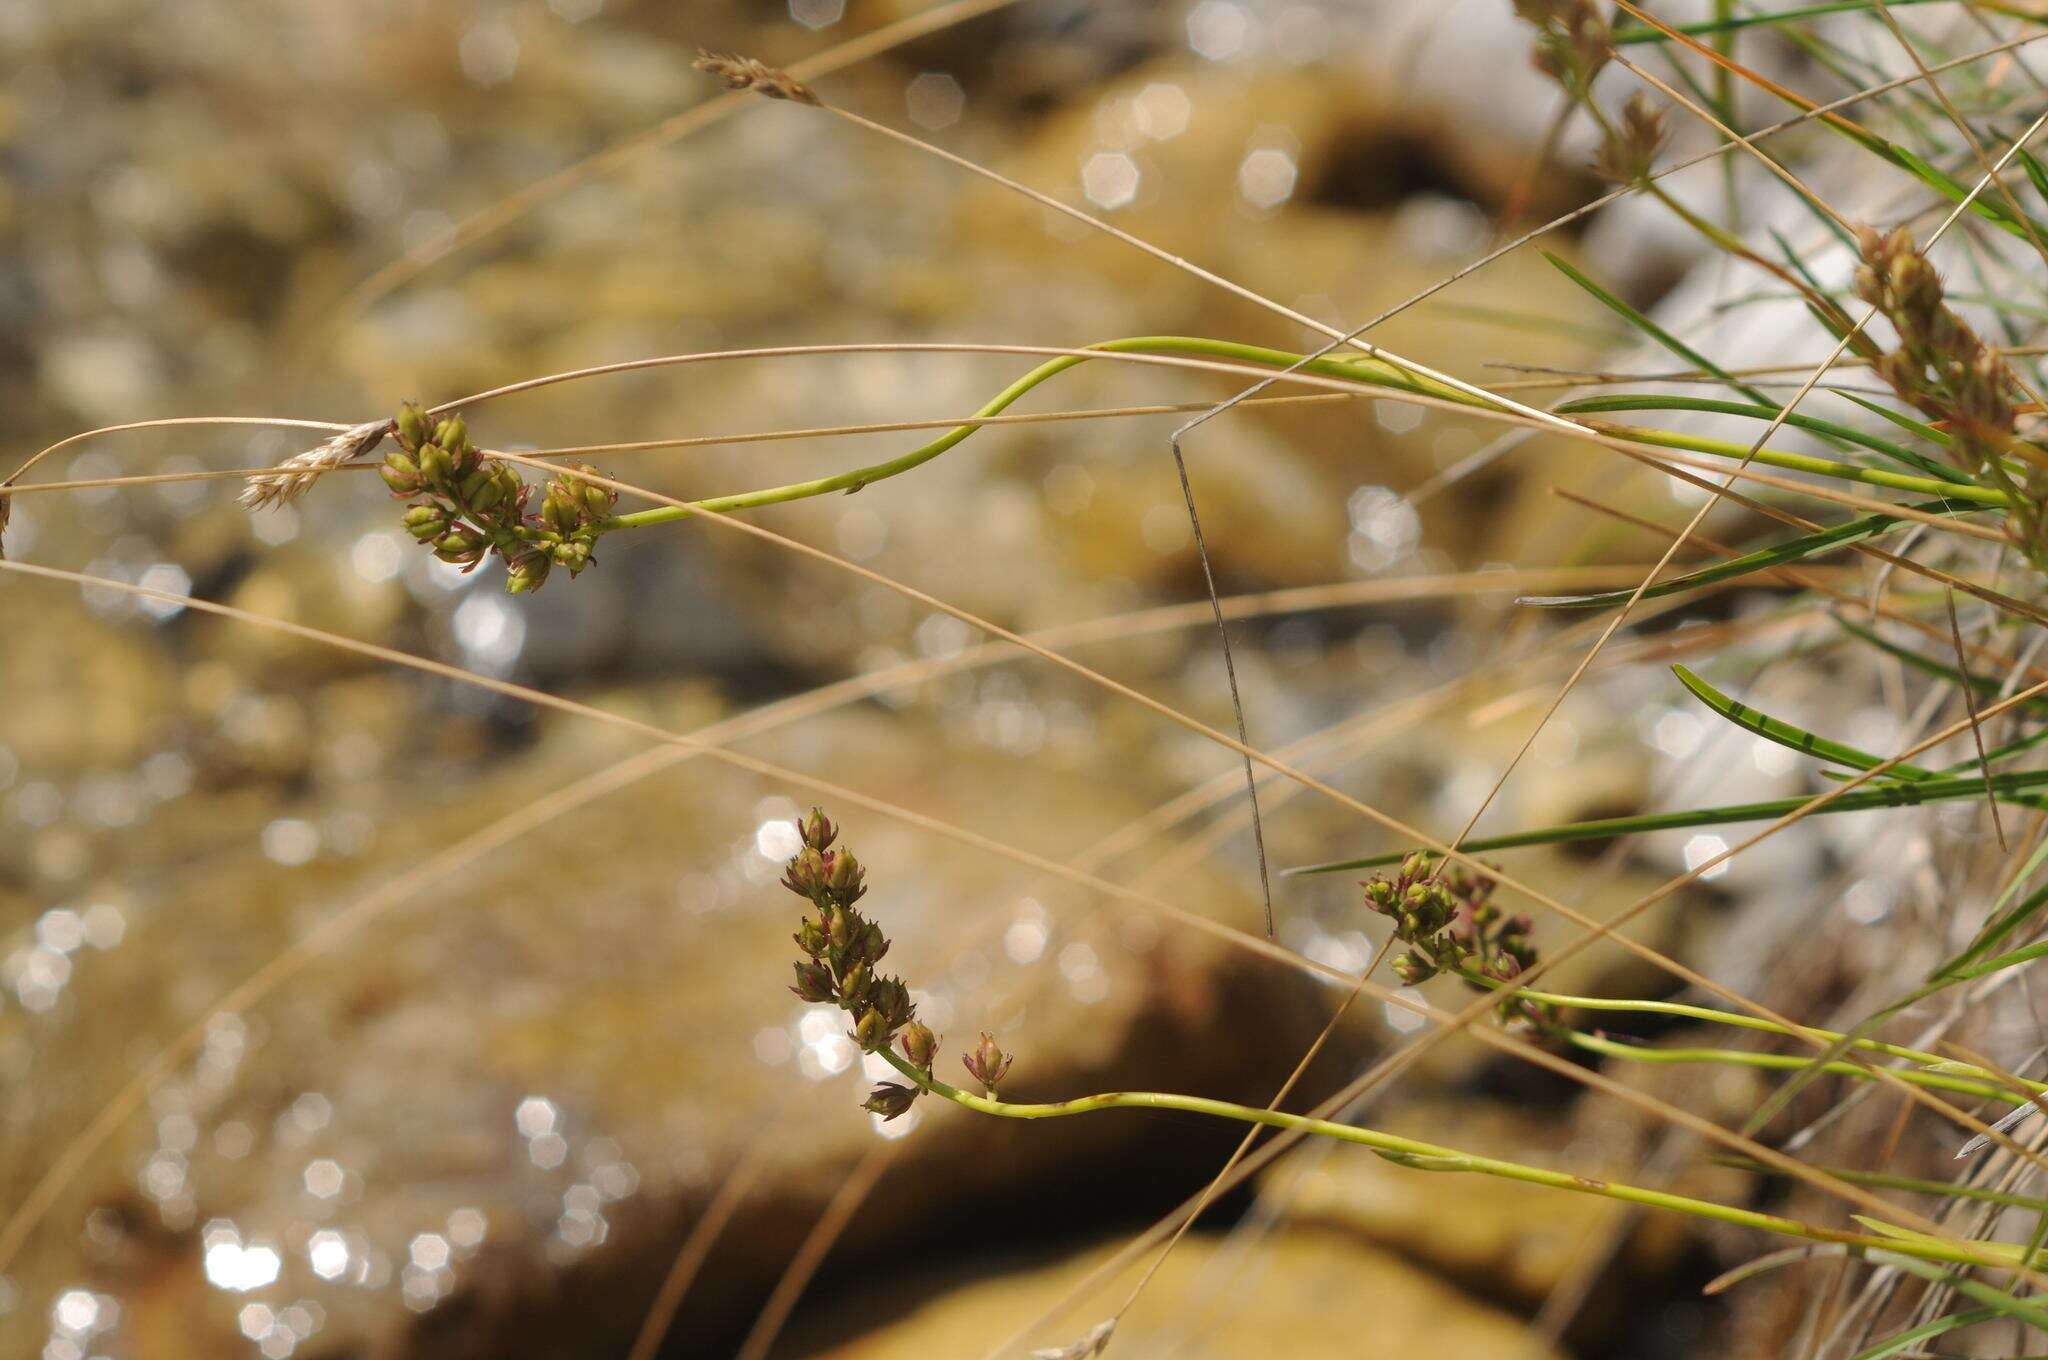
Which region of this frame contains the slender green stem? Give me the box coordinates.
[876,1050,2031,1271]
[1587,422,2007,505]
[595,336,2004,536]
[1716,1157,2048,1212]
[1508,986,2012,1074]
[1567,1030,2027,1104]
[1611,0,1969,46]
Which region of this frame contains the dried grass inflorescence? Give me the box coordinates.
[1362,852,1559,1030]
[693,50,820,106]
[1853,224,2048,564]
[239,419,392,511]
[379,403,616,593]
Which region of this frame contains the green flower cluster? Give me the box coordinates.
[1362,852,1559,1031]
[379,402,617,593]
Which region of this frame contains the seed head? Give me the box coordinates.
[1595,92,1667,185]
[1513,0,1612,89]
[1032,1320,1117,1360]
[694,50,820,105]
[240,419,391,511]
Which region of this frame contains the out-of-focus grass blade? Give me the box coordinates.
[1543,252,1782,410]
[1521,510,1915,611]
[1713,1156,2048,1212]
[1845,1307,2000,1360]
[2022,147,2048,209]
[1610,0,1952,45]
[1864,1250,2048,1330]
[1832,616,2048,713]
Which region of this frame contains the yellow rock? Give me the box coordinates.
[1267,1098,1687,1310]
[794,1226,1562,1359]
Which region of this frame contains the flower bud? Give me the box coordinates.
[898,1020,938,1070]
[798,808,838,851]
[505,553,551,594]
[840,961,873,1011]
[397,403,430,451]
[379,453,422,495]
[402,505,449,541]
[791,959,835,1003]
[862,1082,918,1120]
[1391,951,1438,986]
[550,539,592,574]
[963,1031,1013,1094]
[418,442,454,484]
[851,1006,889,1050]
[825,849,866,903]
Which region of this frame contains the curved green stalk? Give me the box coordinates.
[876,1049,2031,1272]
[595,336,2003,536]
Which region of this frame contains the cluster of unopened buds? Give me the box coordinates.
[782,810,1013,1120]
[1513,0,1611,94]
[1594,92,1668,186]
[1852,224,2048,565]
[1362,852,1560,1031]
[379,403,617,594]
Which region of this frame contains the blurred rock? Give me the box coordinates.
[1267,1095,1688,1326]
[785,1223,1564,1359]
[0,704,1360,1359]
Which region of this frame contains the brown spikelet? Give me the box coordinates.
[693,50,820,106]
[239,419,391,511]
[0,481,11,560]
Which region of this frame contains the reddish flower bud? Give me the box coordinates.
[963,1031,1012,1094]
[791,959,834,1003]
[862,1082,918,1120]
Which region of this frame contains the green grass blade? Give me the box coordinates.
[1287,768,2048,874]
[1833,391,1955,451]
[1671,663,1934,777]
[1557,393,1965,482]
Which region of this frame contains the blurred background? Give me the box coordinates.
[0,0,1895,1355]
